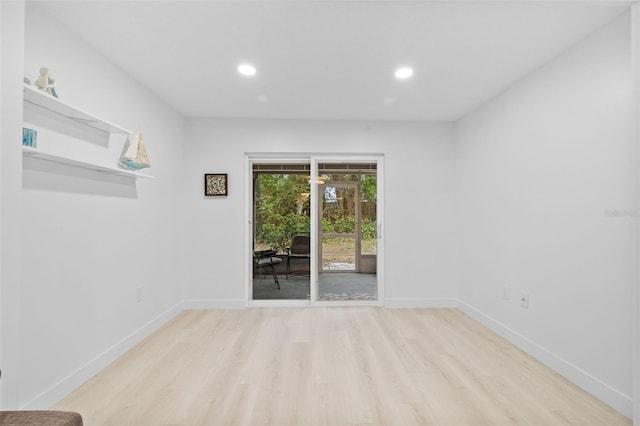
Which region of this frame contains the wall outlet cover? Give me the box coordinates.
[502,286,510,300]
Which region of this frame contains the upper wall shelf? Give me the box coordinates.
[22,84,153,179]
[23,84,132,135]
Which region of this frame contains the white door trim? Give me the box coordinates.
[630,5,640,424]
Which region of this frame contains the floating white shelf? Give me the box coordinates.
[22,146,154,179]
[23,84,132,135]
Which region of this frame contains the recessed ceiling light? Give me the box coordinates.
[238,64,256,76]
[394,67,414,79]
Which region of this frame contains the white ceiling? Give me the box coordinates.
[36,1,630,122]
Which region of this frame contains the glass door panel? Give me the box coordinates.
[252,165,310,301]
[317,163,378,302]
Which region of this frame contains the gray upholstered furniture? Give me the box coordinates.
[0,411,83,426]
[0,370,83,426]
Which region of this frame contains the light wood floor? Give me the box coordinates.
[54,308,631,425]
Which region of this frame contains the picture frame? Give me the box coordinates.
[204,173,228,196]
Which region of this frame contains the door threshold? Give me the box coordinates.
[248,300,311,307]
[248,300,382,308]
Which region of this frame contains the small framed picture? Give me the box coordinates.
[204,173,228,196]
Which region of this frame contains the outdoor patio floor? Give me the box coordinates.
[252,272,377,301]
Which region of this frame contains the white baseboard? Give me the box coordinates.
[22,302,183,410]
[384,297,457,308]
[181,299,246,310]
[456,300,633,418]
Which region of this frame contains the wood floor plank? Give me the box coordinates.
[53,308,631,426]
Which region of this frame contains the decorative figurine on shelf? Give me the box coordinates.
[119,130,151,171]
[35,67,58,98]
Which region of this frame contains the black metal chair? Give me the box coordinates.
[254,250,281,289]
[286,233,310,279]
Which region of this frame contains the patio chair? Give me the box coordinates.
[286,233,310,279]
[254,250,281,289]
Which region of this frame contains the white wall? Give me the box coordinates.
[17,4,186,408]
[183,119,457,307]
[455,13,634,416]
[1,0,26,409]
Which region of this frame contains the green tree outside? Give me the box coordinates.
[254,173,310,252]
[254,173,377,254]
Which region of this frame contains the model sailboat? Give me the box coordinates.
[119,130,151,171]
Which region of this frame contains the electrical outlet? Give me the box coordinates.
[520,292,529,308]
[502,286,510,300]
[136,287,143,303]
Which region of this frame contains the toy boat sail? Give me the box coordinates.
[119,130,151,171]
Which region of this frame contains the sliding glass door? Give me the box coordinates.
[247,156,382,306]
